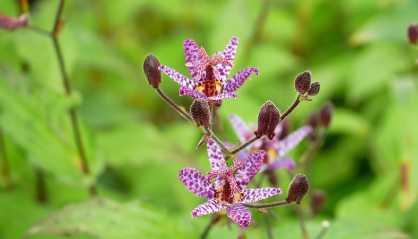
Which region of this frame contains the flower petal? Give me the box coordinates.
[229,114,252,144]
[226,204,252,228]
[191,199,225,217]
[235,150,265,186]
[159,64,196,89]
[213,36,239,81]
[208,91,237,101]
[207,137,227,171]
[276,126,312,156]
[242,188,281,203]
[179,86,207,99]
[183,39,208,80]
[179,168,213,198]
[224,67,258,93]
[265,156,296,171]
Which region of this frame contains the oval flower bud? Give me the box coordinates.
[255,101,280,140]
[0,14,28,30]
[143,54,161,88]
[190,100,211,128]
[286,174,309,204]
[307,82,320,96]
[408,24,418,44]
[319,102,333,128]
[294,71,311,94]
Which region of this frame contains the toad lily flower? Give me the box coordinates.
[229,114,312,172]
[159,37,258,101]
[178,137,281,228]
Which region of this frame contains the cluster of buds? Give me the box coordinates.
[143,36,327,233]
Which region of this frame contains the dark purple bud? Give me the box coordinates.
[307,82,320,96]
[310,190,326,214]
[295,71,311,94]
[287,174,309,204]
[143,54,161,88]
[408,24,418,44]
[307,111,320,129]
[277,118,290,140]
[190,100,211,128]
[319,102,333,128]
[255,101,281,140]
[0,14,28,30]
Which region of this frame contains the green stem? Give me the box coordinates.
[243,199,293,209]
[280,95,301,121]
[0,130,11,188]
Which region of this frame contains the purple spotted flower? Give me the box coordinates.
[178,137,281,228]
[159,37,258,101]
[229,114,312,172]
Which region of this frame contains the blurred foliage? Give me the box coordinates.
[0,0,417,238]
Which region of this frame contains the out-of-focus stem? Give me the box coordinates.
[296,204,310,239]
[19,0,29,14]
[280,95,301,121]
[265,213,274,239]
[314,221,330,239]
[200,214,221,239]
[35,168,48,204]
[0,130,11,188]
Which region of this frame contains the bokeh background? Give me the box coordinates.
[0,0,417,238]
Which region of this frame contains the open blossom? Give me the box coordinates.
[159,37,258,101]
[178,138,280,228]
[229,114,312,172]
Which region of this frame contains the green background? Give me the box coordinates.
[0,0,417,238]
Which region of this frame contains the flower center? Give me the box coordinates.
[215,179,243,204]
[195,65,222,97]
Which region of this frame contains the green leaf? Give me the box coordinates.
[26,198,192,239]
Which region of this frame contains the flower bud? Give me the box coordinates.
[287,174,309,204]
[294,71,311,94]
[408,24,418,44]
[190,100,211,128]
[255,101,280,140]
[310,190,326,214]
[0,14,28,30]
[277,118,290,140]
[319,102,333,128]
[143,54,161,88]
[307,111,319,129]
[307,82,320,96]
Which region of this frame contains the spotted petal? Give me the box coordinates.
[191,199,225,218]
[213,36,239,81]
[224,67,258,93]
[276,126,312,156]
[235,150,265,186]
[183,39,208,80]
[229,114,252,144]
[208,91,237,101]
[226,204,252,228]
[207,137,227,171]
[242,188,281,203]
[179,86,206,99]
[179,168,213,198]
[159,64,196,90]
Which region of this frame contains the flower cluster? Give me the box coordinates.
[144,36,324,233]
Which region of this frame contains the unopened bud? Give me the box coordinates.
[255,101,280,140]
[307,112,320,129]
[295,71,311,94]
[143,54,161,88]
[408,24,418,44]
[277,118,290,140]
[287,174,309,204]
[0,14,28,30]
[310,190,326,214]
[307,82,320,96]
[190,100,211,128]
[319,102,333,128]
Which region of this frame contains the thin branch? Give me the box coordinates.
[243,199,293,209]
[203,127,231,154]
[296,204,310,239]
[265,213,274,239]
[280,95,301,121]
[230,135,260,154]
[313,221,330,239]
[200,214,220,239]
[155,88,193,122]
[0,130,11,188]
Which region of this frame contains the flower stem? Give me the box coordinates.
[200,214,220,239]
[243,199,293,209]
[35,167,48,204]
[0,130,11,188]
[265,213,274,239]
[280,95,301,121]
[314,221,330,239]
[203,127,231,154]
[155,88,194,122]
[230,135,260,154]
[296,204,310,239]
